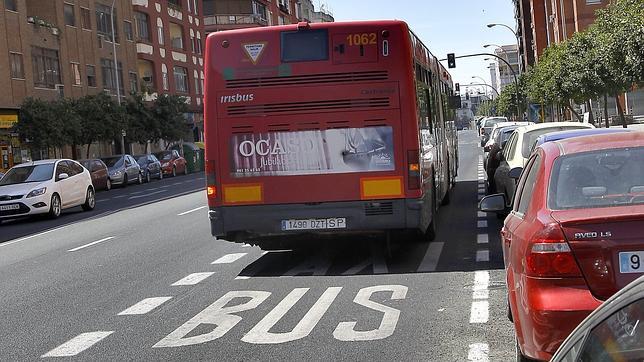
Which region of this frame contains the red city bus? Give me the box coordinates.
[204,20,458,244]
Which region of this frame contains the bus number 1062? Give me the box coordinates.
[346,33,377,46]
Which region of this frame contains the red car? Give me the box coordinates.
[154,150,187,177]
[480,132,644,361]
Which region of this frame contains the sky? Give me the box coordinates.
[320,0,517,96]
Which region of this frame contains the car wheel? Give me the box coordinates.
[515,336,531,362]
[82,187,95,211]
[172,166,176,177]
[145,172,151,183]
[49,193,61,219]
[106,178,112,191]
[137,173,143,184]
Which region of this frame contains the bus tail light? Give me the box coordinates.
[205,160,218,200]
[407,150,421,190]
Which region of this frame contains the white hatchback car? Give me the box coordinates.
[0,159,95,223]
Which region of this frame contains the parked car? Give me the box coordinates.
[101,155,142,187]
[493,122,594,208]
[0,171,4,180]
[484,121,532,170]
[135,154,163,183]
[485,125,523,194]
[531,127,631,153]
[479,117,508,146]
[551,274,643,362]
[479,132,644,361]
[80,159,111,191]
[0,159,95,223]
[154,150,187,177]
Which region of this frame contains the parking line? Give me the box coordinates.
[467,343,489,362]
[171,272,214,286]
[178,206,207,216]
[477,234,489,244]
[476,250,490,262]
[68,237,115,252]
[118,297,173,315]
[211,253,247,264]
[42,331,114,357]
[417,242,445,272]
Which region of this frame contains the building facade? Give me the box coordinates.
[132,0,205,143]
[0,0,139,170]
[493,44,520,93]
[203,0,299,34]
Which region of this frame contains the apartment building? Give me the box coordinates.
[132,0,205,142]
[0,0,138,168]
[493,45,520,94]
[203,0,298,34]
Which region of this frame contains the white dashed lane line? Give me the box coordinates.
[469,271,490,324]
[68,237,115,252]
[118,297,173,316]
[477,220,488,228]
[41,331,114,358]
[468,343,490,362]
[477,234,489,244]
[476,250,490,262]
[128,190,165,200]
[178,206,207,216]
[171,272,215,286]
[211,253,247,264]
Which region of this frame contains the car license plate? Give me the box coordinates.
[619,251,644,274]
[0,204,20,211]
[281,218,347,231]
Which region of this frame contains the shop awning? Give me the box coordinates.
[0,114,18,129]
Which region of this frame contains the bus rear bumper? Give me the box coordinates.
[209,199,423,239]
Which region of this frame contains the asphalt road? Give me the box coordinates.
[0,130,515,361]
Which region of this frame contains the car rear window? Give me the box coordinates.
[281,29,329,62]
[522,126,588,158]
[548,147,644,210]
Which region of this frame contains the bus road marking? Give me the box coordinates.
[42,331,114,357]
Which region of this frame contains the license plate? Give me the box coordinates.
[0,204,20,211]
[619,251,644,274]
[281,217,347,231]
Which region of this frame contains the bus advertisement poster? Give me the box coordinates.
[230,126,395,177]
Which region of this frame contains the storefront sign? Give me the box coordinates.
[230,126,395,177]
[0,115,18,129]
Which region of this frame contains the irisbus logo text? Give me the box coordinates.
[220,93,254,103]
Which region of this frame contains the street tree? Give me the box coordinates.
[15,98,65,155]
[151,94,190,147]
[124,93,156,152]
[75,93,125,158]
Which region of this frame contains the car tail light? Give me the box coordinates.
[407,150,420,190]
[205,159,218,200]
[525,224,582,277]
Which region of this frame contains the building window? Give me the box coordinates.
[253,1,268,22]
[134,11,150,42]
[586,0,601,4]
[71,63,81,85]
[193,0,198,15]
[168,0,181,9]
[96,4,118,42]
[124,20,133,41]
[32,47,61,89]
[157,22,164,45]
[86,65,96,87]
[129,72,138,93]
[64,3,75,26]
[162,69,169,90]
[194,74,200,95]
[80,7,91,29]
[173,66,188,93]
[169,23,184,50]
[100,58,124,93]
[4,0,17,11]
[10,52,24,79]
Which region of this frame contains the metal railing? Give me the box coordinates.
[203,15,267,26]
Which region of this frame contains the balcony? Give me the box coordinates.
[278,3,289,14]
[203,14,268,26]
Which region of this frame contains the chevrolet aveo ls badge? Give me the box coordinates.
[0,159,95,224]
[479,132,644,361]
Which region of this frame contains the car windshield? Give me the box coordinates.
[484,118,506,129]
[0,164,55,186]
[102,157,123,168]
[523,126,588,158]
[136,156,148,164]
[549,147,644,210]
[501,128,517,144]
[156,152,172,161]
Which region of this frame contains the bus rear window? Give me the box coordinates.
[281,29,329,62]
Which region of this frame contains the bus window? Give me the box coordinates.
[281,29,329,62]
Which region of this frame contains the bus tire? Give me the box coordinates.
[423,179,437,242]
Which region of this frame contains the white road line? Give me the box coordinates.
[178,206,207,216]
[171,272,215,286]
[68,237,115,252]
[128,190,165,200]
[241,244,251,248]
[476,250,490,262]
[41,331,114,357]
[417,242,445,272]
[477,211,487,218]
[96,199,110,203]
[235,276,251,280]
[1,226,67,248]
[118,297,173,315]
[477,234,489,244]
[113,195,126,198]
[473,271,490,291]
[468,343,490,362]
[477,220,488,228]
[469,301,489,323]
[130,191,143,195]
[211,253,247,264]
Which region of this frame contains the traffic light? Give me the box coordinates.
[455,83,460,92]
[447,53,456,68]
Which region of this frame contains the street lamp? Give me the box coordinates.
[471,76,489,98]
[109,0,125,154]
[486,23,521,75]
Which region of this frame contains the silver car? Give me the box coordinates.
[101,155,142,187]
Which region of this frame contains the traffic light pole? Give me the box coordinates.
[440,52,520,119]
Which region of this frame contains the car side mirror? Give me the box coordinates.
[58,173,69,180]
[509,167,523,180]
[478,194,506,212]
